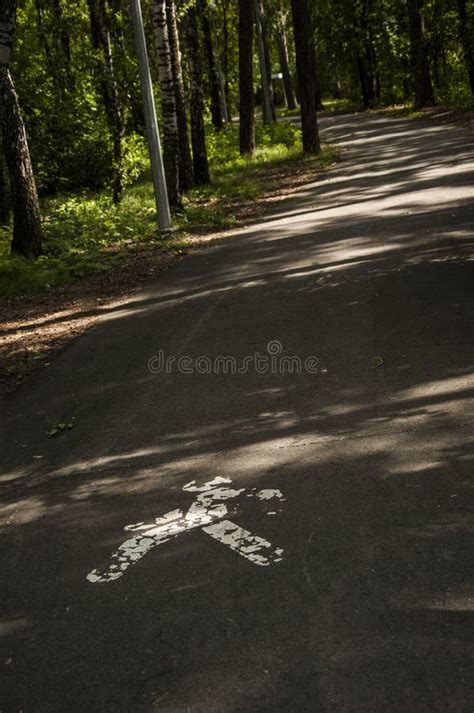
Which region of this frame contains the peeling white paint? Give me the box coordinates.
[203,521,284,566]
[256,489,285,501]
[87,477,285,583]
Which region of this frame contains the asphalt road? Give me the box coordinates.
[1,112,474,712]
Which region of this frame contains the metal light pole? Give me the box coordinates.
[130,0,171,232]
[253,0,273,124]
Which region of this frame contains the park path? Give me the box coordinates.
[1,113,474,712]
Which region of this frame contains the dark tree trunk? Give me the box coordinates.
[166,0,194,192]
[0,156,10,224]
[33,0,51,63]
[108,0,145,133]
[222,0,231,118]
[407,0,435,108]
[333,77,342,99]
[308,4,323,110]
[457,0,474,93]
[354,0,379,109]
[186,5,210,185]
[34,0,56,83]
[257,0,276,120]
[199,0,224,131]
[51,0,71,66]
[311,47,323,111]
[290,0,320,153]
[0,68,42,258]
[239,0,255,154]
[205,3,230,123]
[356,51,371,109]
[34,0,72,92]
[87,0,124,203]
[0,0,42,258]
[277,19,297,110]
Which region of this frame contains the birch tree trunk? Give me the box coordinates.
[166,0,194,191]
[186,3,210,185]
[290,0,320,153]
[152,0,180,206]
[239,0,255,154]
[277,16,297,110]
[257,0,276,121]
[0,0,42,258]
[87,0,124,204]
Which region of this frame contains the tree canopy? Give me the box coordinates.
[1,0,474,260]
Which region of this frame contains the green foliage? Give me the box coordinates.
[13,0,144,194]
[0,187,157,297]
[0,121,335,299]
[121,134,150,187]
[312,0,474,107]
[201,121,302,191]
[46,421,75,439]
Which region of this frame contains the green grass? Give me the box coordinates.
[374,104,432,119]
[375,97,474,121]
[320,98,360,114]
[278,98,359,119]
[0,120,336,299]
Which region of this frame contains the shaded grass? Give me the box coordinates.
[0,121,335,299]
[278,98,361,118]
[374,101,474,124]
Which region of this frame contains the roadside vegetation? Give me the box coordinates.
[0,122,335,300]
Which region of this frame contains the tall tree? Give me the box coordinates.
[87,0,124,203]
[256,0,276,120]
[457,0,474,93]
[51,0,71,66]
[34,0,71,92]
[290,0,320,153]
[0,0,42,258]
[239,0,255,154]
[353,0,380,109]
[276,11,297,110]
[311,42,323,111]
[0,156,9,224]
[166,0,194,191]
[222,0,232,118]
[212,10,231,123]
[152,0,180,206]
[407,0,435,108]
[198,0,224,131]
[108,0,145,134]
[186,2,210,185]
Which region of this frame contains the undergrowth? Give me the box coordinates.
[0,121,335,299]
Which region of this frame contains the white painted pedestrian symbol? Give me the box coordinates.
[87,477,285,583]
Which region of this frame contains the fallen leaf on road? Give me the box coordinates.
[46,421,75,439]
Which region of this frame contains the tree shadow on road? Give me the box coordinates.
[1,112,474,712]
